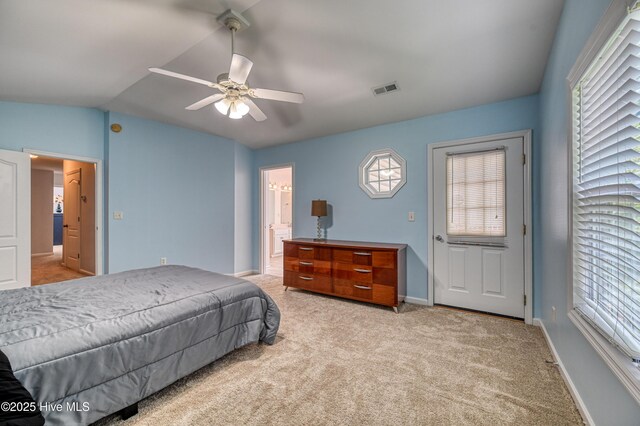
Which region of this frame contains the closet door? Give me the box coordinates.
[0,149,30,289]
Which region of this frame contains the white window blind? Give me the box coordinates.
[572,7,640,360]
[446,149,506,237]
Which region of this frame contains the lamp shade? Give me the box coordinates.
[311,199,327,217]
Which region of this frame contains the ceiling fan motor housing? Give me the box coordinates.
[216,9,250,32]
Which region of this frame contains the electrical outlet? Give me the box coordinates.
[551,306,557,322]
[408,211,415,222]
[160,257,167,265]
[113,211,123,220]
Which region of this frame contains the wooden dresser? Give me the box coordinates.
[283,238,407,312]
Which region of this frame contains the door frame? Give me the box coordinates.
[24,149,104,277]
[259,163,294,274]
[426,130,532,324]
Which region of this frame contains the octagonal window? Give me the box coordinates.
[359,149,406,198]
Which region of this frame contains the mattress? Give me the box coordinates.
[0,265,280,425]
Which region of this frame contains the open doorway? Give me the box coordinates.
[260,165,293,276]
[30,154,97,285]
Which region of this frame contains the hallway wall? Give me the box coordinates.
[31,168,53,255]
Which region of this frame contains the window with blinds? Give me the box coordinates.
[446,149,506,237]
[572,6,640,360]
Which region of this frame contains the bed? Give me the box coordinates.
[0,265,280,425]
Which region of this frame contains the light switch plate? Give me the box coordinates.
[113,211,123,220]
[408,211,415,222]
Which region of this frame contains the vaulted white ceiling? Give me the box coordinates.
[0,0,564,148]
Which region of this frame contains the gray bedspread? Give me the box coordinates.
[0,265,280,425]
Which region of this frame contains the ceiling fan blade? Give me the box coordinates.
[185,94,225,111]
[228,54,253,85]
[149,68,215,87]
[243,98,267,122]
[251,88,304,104]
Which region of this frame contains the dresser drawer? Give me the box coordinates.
[284,243,332,261]
[285,258,331,276]
[333,249,397,268]
[333,262,373,283]
[333,262,396,286]
[284,271,332,293]
[333,249,373,265]
[333,279,396,306]
[372,251,396,269]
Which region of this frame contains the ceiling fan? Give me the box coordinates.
[149,9,304,122]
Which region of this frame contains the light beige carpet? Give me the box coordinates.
[32,246,87,286]
[95,275,581,426]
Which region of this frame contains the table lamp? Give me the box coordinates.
[311,199,327,241]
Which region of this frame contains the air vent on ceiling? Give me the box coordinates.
[372,81,399,96]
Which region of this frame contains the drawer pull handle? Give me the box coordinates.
[299,276,314,281]
[299,261,313,266]
[354,252,371,256]
[354,268,372,273]
[300,247,314,251]
[354,285,372,290]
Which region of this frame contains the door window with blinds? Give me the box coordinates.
[446,148,506,239]
[571,5,640,360]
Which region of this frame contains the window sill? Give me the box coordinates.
[568,310,640,404]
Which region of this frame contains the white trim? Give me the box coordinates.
[404,296,430,306]
[565,0,640,406]
[259,163,295,275]
[426,130,533,323]
[31,252,54,258]
[535,318,594,426]
[231,270,258,277]
[568,310,640,404]
[567,0,634,86]
[23,149,104,276]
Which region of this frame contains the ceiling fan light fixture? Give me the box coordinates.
[236,98,250,116]
[150,9,302,123]
[228,99,250,119]
[229,101,242,119]
[215,98,231,115]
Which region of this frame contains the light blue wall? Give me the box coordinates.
[0,101,252,276]
[0,101,104,159]
[254,95,539,303]
[234,143,254,273]
[539,0,640,423]
[106,112,237,274]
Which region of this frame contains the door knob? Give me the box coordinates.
[63,224,69,228]
[435,235,444,242]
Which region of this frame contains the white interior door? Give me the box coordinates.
[433,136,525,318]
[0,149,30,290]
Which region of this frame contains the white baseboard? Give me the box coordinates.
[534,318,593,426]
[232,270,258,277]
[404,296,431,306]
[32,252,53,258]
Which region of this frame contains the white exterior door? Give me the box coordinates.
[0,149,30,290]
[432,136,525,318]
